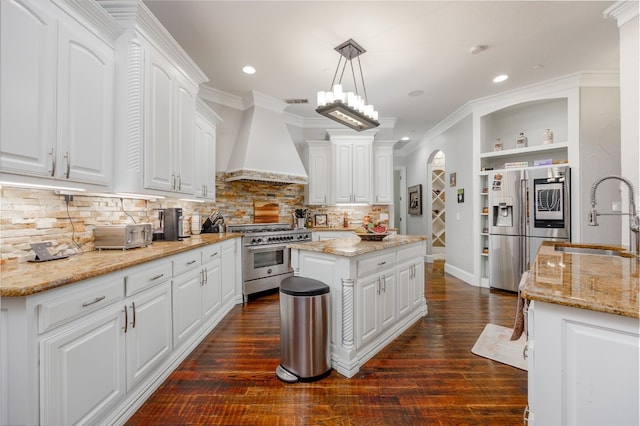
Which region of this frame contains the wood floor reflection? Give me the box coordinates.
[127,260,527,425]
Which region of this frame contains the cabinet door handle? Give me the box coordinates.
[204,267,208,284]
[377,277,381,295]
[378,261,386,266]
[49,148,56,177]
[210,252,218,258]
[82,296,106,307]
[123,305,128,333]
[150,273,164,281]
[131,302,136,328]
[177,175,182,191]
[523,342,528,360]
[172,175,176,191]
[64,152,71,178]
[187,260,197,265]
[382,275,386,293]
[200,269,205,286]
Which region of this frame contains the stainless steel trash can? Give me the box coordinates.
[276,276,331,382]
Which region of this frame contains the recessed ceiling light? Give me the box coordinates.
[401,136,410,141]
[469,45,488,55]
[408,90,424,97]
[532,64,544,70]
[242,65,256,75]
[493,74,509,83]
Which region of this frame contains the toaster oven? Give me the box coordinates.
[94,223,153,250]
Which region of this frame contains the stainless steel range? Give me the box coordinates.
[226,223,312,301]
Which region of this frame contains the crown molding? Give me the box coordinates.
[604,1,639,27]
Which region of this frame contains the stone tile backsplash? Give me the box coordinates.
[1,173,389,264]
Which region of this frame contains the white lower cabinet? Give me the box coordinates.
[527,301,640,426]
[221,239,238,305]
[4,238,241,425]
[40,303,126,425]
[124,281,172,392]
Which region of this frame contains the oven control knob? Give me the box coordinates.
[257,238,263,243]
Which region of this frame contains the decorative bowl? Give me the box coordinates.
[357,233,389,241]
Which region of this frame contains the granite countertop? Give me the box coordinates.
[309,226,398,232]
[289,234,427,257]
[0,234,241,297]
[522,241,639,318]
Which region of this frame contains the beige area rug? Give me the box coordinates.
[471,323,528,371]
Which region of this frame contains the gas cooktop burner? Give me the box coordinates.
[226,223,312,246]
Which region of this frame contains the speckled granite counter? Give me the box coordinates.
[522,241,639,318]
[288,234,427,257]
[0,234,241,297]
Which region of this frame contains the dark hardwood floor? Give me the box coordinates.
[127,261,527,425]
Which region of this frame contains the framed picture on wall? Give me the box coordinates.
[408,184,422,215]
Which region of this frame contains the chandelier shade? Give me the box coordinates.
[316,39,380,132]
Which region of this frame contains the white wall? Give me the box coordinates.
[204,101,243,171]
[403,115,474,275]
[578,87,622,246]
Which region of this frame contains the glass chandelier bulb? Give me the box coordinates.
[317,91,326,107]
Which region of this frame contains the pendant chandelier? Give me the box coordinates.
[316,39,380,132]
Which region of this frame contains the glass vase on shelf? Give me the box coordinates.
[543,128,554,144]
[516,132,527,148]
[493,139,503,152]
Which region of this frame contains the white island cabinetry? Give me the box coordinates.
[289,235,427,378]
[527,301,639,426]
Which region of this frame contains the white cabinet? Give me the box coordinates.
[334,140,372,204]
[372,141,395,204]
[39,262,173,425]
[1,0,117,187]
[194,99,222,200]
[221,239,238,305]
[397,245,425,319]
[527,301,640,426]
[144,46,198,195]
[356,252,396,348]
[171,251,203,349]
[123,281,172,392]
[104,1,208,197]
[305,141,332,205]
[40,299,125,426]
[201,245,222,320]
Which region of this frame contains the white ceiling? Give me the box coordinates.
[143,1,620,142]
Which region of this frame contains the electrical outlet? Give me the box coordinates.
[612,201,622,212]
[379,213,389,220]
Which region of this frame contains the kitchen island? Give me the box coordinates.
[521,241,639,426]
[289,234,428,378]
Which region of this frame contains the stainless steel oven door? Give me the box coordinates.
[243,243,291,282]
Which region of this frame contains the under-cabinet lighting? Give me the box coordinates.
[179,198,206,203]
[0,181,86,192]
[114,192,165,201]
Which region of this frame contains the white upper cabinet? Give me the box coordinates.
[1,0,118,187]
[372,141,395,204]
[304,141,332,205]
[143,46,199,195]
[194,99,222,200]
[103,1,209,197]
[329,129,376,204]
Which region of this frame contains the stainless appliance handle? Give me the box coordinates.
[520,176,528,274]
[247,245,287,252]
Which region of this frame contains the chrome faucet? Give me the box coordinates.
[589,175,640,257]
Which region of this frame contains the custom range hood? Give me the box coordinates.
[225,91,308,185]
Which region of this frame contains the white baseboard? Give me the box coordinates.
[444,263,475,286]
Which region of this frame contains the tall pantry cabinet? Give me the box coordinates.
[0,0,120,188]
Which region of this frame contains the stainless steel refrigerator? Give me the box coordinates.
[488,166,570,292]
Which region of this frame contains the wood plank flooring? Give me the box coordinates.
[127,261,527,425]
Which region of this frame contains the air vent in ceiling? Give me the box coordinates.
[285,98,309,104]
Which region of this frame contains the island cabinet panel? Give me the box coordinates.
[527,301,640,426]
[290,236,427,378]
